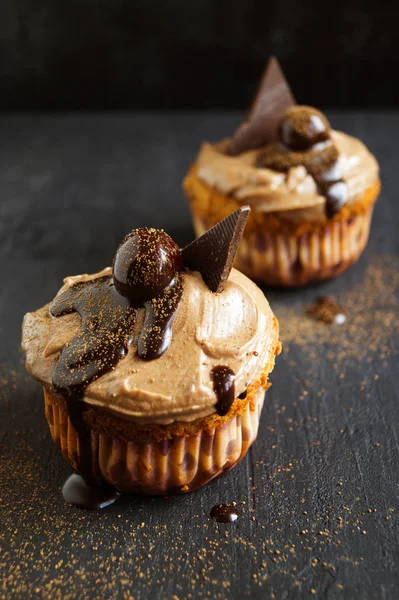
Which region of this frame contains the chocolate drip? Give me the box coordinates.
[50,274,183,498]
[211,365,236,416]
[320,178,349,219]
[65,398,95,485]
[308,149,348,218]
[50,276,137,399]
[50,277,136,399]
[210,503,238,523]
[137,276,183,360]
[50,276,136,483]
[259,139,348,218]
[238,390,247,400]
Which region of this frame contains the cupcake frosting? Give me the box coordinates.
[196,130,378,222]
[22,267,278,425]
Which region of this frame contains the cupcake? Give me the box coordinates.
[22,208,281,507]
[183,57,381,286]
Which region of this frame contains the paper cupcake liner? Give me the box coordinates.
[192,204,374,286]
[44,388,265,495]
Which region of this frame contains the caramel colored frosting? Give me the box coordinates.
[22,267,278,425]
[196,131,379,222]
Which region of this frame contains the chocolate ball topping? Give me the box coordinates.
[279,106,331,151]
[113,228,182,302]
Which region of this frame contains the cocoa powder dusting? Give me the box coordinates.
[2,258,397,596]
[306,296,346,325]
[277,256,399,365]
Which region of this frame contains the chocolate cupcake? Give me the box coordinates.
[183,57,381,286]
[22,209,281,506]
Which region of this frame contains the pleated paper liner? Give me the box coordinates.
[184,167,380,286]
[192,204,374,286]
[44,388,265,495]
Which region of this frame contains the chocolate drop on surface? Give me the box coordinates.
[210,503,238,523]
[62,474,120,510]
[229,56,296,155]
[182,207,250,293]
[306,296,346,325]
[211,365,235,416]
[238,390,247,400]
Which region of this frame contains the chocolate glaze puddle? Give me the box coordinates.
[211,366,236,416]
[62,473,120,510]
[210,503,238,523]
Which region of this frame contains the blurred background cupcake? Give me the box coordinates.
[183,58,381,286]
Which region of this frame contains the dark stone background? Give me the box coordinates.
[0,112,398,599]
[0,0,397,110]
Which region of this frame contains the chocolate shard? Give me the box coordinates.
[229,56,296,156]
[182,207,250,293]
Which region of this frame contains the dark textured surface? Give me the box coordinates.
[0,1,397,109]
[0,112,398,599]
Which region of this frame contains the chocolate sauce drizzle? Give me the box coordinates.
[211,365,236,416]
[210,503,238,523]
[258,107,349,218]
[259,141,348,218]
[50,276,136,487]
[50,274,183,502]
[137,277,183,360]
[305,142,348,218]
[319,173,349,219]
[50,277,135,400]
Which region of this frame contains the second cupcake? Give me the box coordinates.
[184,57,380,286]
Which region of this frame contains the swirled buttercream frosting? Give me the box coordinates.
[196,129,378,221]
[22,267,278,424]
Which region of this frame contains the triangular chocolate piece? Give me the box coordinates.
[182,207,250,293]
[229,56,296,155]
